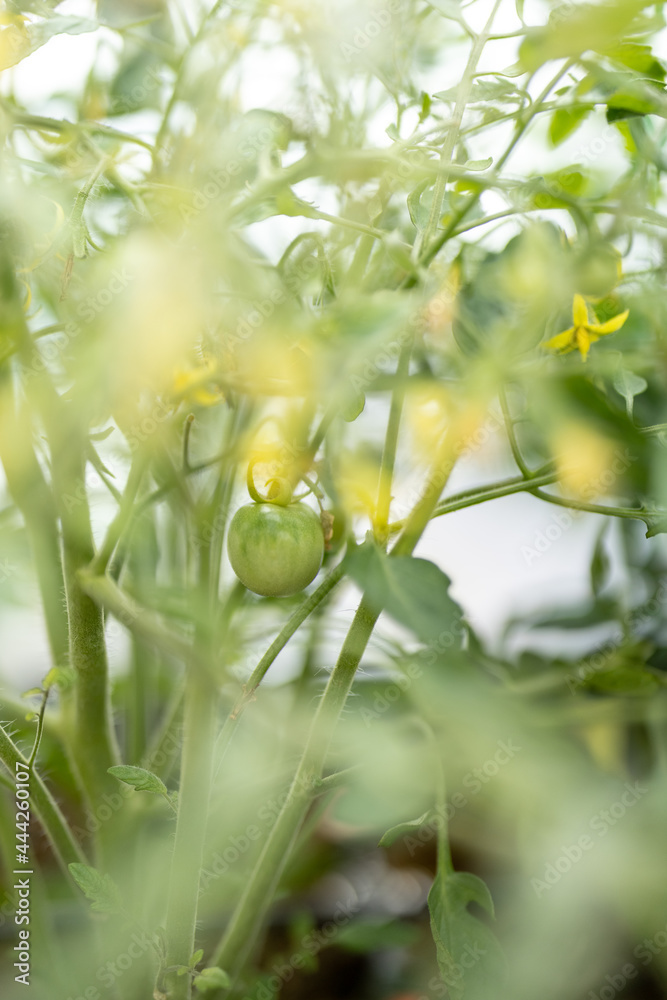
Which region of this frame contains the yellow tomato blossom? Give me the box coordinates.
[172,358,224,407]
[544,294,629,361]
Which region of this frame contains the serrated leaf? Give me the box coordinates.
[379,811,431,847]
[193,967,232,992]
[108,765,168,796]
[68,864,122,915]
[346,543,463,646]
[428,871,504,1000]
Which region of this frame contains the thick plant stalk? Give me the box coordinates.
[0,254,118,812]
[0,370,69,671]
[163,545,218,999]
[53,442,120,810]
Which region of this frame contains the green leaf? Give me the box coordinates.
[549,106,592,146]
[335,919,420,952]
[645,514,667,537]
[107,765,168,797]
[340,387,365,422]
[346,543,462,646]
[612,368,647,417]
[428,871,504,1000]
[464,157,493,171]
[0,15,99,71]
[190,949,204,968]
[68,864,123,915]
[379,811,431,847]
[193,967,232,993]
[407,180,435,232]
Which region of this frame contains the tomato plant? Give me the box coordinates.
[1,3,667,1000]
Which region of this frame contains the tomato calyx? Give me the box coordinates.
[246,459,293,506]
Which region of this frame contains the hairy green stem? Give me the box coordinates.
[0,724,87,874]
[0,373,69,670]
[163,546,218,1000]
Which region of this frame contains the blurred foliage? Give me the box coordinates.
[0,1,667,1000]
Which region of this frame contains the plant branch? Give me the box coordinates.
[0,723,87,875]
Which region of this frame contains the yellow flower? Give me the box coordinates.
[544,294,629,362]
[172,358,224,407]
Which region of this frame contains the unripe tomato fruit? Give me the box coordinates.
[227,501,324,597]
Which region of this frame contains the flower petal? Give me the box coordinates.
[572,294,589,327]
[544,327,576,352]
[575,327,595,361]
[588,308,629,336]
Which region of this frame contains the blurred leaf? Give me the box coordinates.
[435,79,523,104]
[612,367,647,416]
[0,15,98,71]
[379,810,431,847]
[464,157,493,171]
[346,543,462,645]
[590,525,611,598]
[549,106,592,146]
[68,864,123,915]
[193,967,232,992]
[519,1,658,72]
[408,180,435,232]
[428,871,504,1000]
[336,919,420,952]
[608,41,665,80]
[108,764,168,796]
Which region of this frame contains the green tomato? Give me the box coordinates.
[227,501,324,597]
